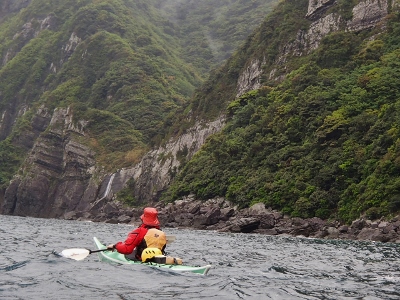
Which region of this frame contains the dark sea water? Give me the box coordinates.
[1,215,400,300]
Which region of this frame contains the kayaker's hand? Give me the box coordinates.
[107,244,115,251]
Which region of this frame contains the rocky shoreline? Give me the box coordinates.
[68,197,400,243]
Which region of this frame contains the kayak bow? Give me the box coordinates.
[93,237,211,275]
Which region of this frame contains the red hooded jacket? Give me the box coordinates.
[114,224,160,256]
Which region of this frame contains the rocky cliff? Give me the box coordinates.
[1,103,226,220]
[267,0,391,82]
[238,0,393,127]
[1,0,399,234]
[2,107,99,218]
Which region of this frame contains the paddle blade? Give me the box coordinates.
[61,248,90,261]
[166,235,176,244]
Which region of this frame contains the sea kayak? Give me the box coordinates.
[93,237,211,275]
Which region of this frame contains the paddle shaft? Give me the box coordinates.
[89,248,109,254]
[62,235,175,260]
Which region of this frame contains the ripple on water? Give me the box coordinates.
[2,216,400,299]
[0,260,29,272]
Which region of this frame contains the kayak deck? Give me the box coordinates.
[93,237,211,275]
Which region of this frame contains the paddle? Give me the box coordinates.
[166,235,176,244]
[61,235,176,261]
[61,248,109,261]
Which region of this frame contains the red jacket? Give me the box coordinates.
[114,224,159,255]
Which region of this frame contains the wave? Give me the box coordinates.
[0,260,29,272]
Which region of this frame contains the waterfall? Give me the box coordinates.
[103,173,115,199]
[97,173,116,202]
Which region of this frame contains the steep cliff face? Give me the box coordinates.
[90,116,226,210]
[236,59,264,97]
[306,0,336,20]
[118,116,226,204]
[255,0,391,83]
[347,0,389,32]
[1,13,57,66]
[1,0,398,221]
[109,1,395,218]
[0,0,267,220]
[0,12,58,142]
[2,107,100,218]
[1,103,226,219]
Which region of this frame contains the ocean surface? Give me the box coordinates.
[1,215,400,300]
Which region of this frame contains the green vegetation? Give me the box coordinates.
[187,0,311,121]
[0,0,276,190]
[154,0,278,75]
[0,139,23,188]
[116,178,140,206]
[3,0,399,224]
[164,2,400,223]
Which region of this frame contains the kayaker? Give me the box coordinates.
[107,207,167,261]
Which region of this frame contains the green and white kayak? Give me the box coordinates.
[93,237,211,275]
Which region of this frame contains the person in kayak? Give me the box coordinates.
[107,207,167,261]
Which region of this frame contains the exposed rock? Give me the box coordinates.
[63,211,80,220]
[1,0,399,247]
[10,14,57,41]
[110,200,400,243]
[109,117,226,205]
[378,221,389,228]
[103,202,119,215]
[61,32,82,63]
[220,207,235,221]
[271,12,344,80]
[236,59,264,97]
[193,207,221,228]
[338,225,349,233]
[248,202,268,215]
[2,177,21,215]
[224,217,261,233]
[352,218,367,230]
[40,15,57,31]
[117,215,132,224]
[259,214,275,229]
[303,13,341,52]
[306,0,336,20]
[325,227,340,238]
[356,227,397,242]
[266,0,389,82]
[347,0,389,32]
[2,107,98,218]
[4,14,57,65]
